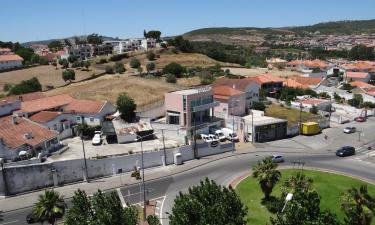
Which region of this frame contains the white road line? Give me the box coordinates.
[0,220,19,225]
[117,188,127,208]
[160,195,167,225]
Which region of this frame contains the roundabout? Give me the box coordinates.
[235,169,375,225]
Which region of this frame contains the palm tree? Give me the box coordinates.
[252,157,281,200]
[341,185,375,225]
[32,189,66,225]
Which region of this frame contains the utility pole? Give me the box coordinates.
[81,135,89,183]
[161,129,167,166]
[299,102,303,135]
[251,110,254,143]
[140,137,147,221]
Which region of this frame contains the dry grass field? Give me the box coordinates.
[0,65,103,91]
[45,74,201,108]
[221,67,302,78]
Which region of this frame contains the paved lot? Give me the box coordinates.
[48,137,182,161]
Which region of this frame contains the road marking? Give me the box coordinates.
[160,195,167,225]
[117,188,127,207]
[0,220,19,225]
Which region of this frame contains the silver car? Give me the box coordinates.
[272,155,285,163]
[343,126,356,134]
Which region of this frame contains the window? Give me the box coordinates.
[53,124,57,130]
[76,116,81,121]
[90,117,94,122]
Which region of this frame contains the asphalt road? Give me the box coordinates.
[2,119,375,225]
[2,151,375,225]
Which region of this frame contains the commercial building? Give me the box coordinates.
[164,87,220,131]
[0,48,23,71]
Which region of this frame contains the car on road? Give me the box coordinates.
[343,126,356,134]
[336,146,355,157]
[355,117,366,122]
[26,212,39,224]
[92,131,102,145]
[214,130,226,142]
[200,134,212,143]
[272,155,285,163]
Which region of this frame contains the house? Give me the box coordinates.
[342,62,373,72]
[344,72,371,83]
[247,74,284,97]
[164,87,220,131]
[266,58,287,69]
[284,76,322,89]
[0,115,59,160]
[350,80,374,88]
[213,85,246,117]
[29,111,72,140]
[112,119,154,144]
[0,92,46,117]
[287,59,328,72]
[0,48,23,71]
[141,38,156,51]
[17,94,75,117]
[63,99,117,126]
[212,77,260,109]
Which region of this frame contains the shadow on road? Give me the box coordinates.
[0,210,3,222]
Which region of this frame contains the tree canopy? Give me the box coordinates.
[32,189,66,225]
[252,157,281,200]
[87,33,103,45]
[62,69,76,82]
[8,77,42,95]
[143,30,162,40]
[116,92,137,122]
[349,44,375,60]
[129,58,141,68]
[169,178,247,225]
[48,41,63,52]
[163,62,184,78]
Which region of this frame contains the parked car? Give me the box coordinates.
[336,146,355,157]
[200,134,212,143]
[221,128,239,142]
[214,130,226,142]
[272,155,285,163]
[343,126,356,134]
[208,134,219,142]
[92,131,102,145]
[355,117,366,122]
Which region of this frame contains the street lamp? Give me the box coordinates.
[134,132,157,221]
[249,109,254,143]
[281,193,293,212]
[80,135,89,183]
[299,102,303,135]
[230,99,240,152]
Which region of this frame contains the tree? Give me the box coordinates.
[105,65,114,74]
[341,185,375,225]
[271,172,340,225]
[30,54,40,64]
[64,39,72,47]
[114,62,126,74]
[15,48,35,63]
[166,74,177,83]
[9,77,42,95]
[87,33,103,45]
[198,70,215,85]
[310,105,318,114]
[349,44,375,60]
[129,58,141,68]
[146,52,156,61]
[62,69,76,82]
[32,189,66,225]
[147,215,161,225]
[48,41,63,52]
[68,55,77,63]
[65,189,138,225]
[252,157,281,200]
[3,83,12,92]
[137,66,143,75]
[83,61,90,70]
[169,178,247,225]
[143,30,162,40]
[163,62,184,78]
[146,62,155,72]
[117,92,137,122]
[62,59,69,69]
[252,101,266,111]
[348,94,363,108]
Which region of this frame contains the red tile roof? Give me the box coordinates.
[212,77,259,91]
[213,85,244,96]
[287,59,328,68]
[0,48,11,52]
[29,111,61,123]
[284,78,308,89]
[346,72,370,79]
[342,62,373,71]
[63,99,105,114]
[247,74,285,85]
[350,81,374,88]
[0,116,58,149]
[20,94,74,114]
[0,54,23,62]
[302,99,328,105]
[2,91,46,102]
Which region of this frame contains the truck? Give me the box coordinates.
[221,128,239,141]
[301,122,320,135]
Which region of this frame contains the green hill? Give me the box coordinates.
[289,19,375,34]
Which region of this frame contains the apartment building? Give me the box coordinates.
[0,48,23,71]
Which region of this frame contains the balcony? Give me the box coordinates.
[192,101,220,112]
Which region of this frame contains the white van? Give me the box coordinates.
[200,134,212,143]
[214,130,226,142]
[221,128,239,142]
[208,134,219,142]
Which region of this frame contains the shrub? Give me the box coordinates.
[129,58,141,68]
[116,92,137,122]
[251,101,266,111]
[62,69,76,82]
[113,62,126,74]
[166,74,177,83]
[310,105,319,114]
[71,61,81,68]
[98,58,107,64]
[146,62,155,72]
[109,53,128,62]
[146,52,156,61]
[105,65,114,74]
[3,83,12,92]
[9,77,42,95]
[163,62,184,78]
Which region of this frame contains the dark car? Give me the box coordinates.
[336,146,355,157]
[26,213,38,224]
[355,117,365,122]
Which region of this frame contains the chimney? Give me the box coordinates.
[11,115,18,125]
[24,132,33,139]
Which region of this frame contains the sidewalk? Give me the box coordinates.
[0,147,254,212]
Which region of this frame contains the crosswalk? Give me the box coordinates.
[353,145,375,160]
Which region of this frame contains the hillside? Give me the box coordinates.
[22,35,118,47]
[183,19,375,45]
[288,19,375,34]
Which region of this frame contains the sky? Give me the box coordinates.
[2,0,375,43]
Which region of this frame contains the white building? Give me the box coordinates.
[141,38,156,51]
[0,48,23,71]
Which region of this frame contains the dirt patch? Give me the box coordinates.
[222,67,302,78]
[0,65,103,91]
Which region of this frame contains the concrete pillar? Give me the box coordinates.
[0,167,6,197]
[82,167,87,182]
[162,155,166,166]
[51,169,58,187]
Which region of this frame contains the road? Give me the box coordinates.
[2,119,375,225]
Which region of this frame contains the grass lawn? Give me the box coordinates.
[236,169,375,225]
[265,104,322,125]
